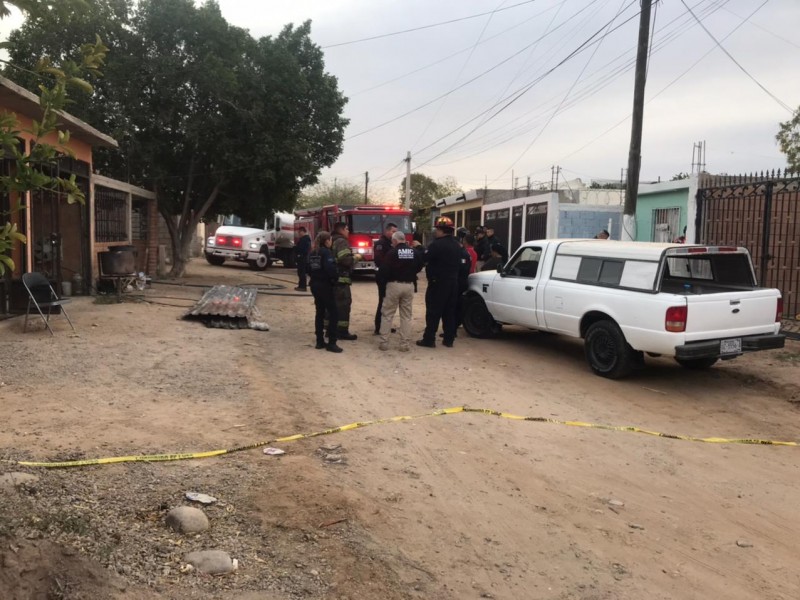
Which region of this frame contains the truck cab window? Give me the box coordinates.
[505,247,541,278]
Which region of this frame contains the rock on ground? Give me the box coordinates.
[165,506,209,534]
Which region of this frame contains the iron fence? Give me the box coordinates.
[697,169,799,321]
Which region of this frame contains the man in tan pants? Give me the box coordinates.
[378,231,424,351]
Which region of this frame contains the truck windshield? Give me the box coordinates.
[350,214,411,234]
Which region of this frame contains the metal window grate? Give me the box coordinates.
[652,207,681,242]
[131,196,149,241]
[95,186,127,242]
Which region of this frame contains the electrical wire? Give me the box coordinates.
[679,0,793,113]
[418,0,730,170]
[322,0,540,49]
[412,2,641,172]
[346,0,610,141]
[410,0,507,152]
[489,0,632,186]
[349,1,568,98]
[543,0,772,170]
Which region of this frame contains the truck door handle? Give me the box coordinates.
[525,286,533,291]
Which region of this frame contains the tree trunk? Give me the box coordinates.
[162,182,222,278]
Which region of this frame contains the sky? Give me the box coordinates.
[3,1,800,203]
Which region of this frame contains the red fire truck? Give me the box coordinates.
[294,205,413,273]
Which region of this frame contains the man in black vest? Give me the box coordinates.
[294,226,311,291]
[372,222,397,335]
[416,216,462,348]
[378,230,424,351]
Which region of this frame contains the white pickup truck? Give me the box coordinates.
[462,240,785,378]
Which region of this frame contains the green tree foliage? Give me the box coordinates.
[5,0,349,276]
[399,173,461,232]
[777,108,800,172]
[297,179,364,209]
[0,1,107,275]
[670,172,690,181]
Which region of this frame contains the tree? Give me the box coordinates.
[777,108,800,172]
[398,173,460,233]
[0,0,108,275]
[670,172,690,181]
[5,0,349,277]
[297,179,364,209]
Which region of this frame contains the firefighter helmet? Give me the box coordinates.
[434,216,455,231]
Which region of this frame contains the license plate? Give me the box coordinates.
[720,338,742,354]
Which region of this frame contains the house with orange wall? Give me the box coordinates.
[0,75,157,313]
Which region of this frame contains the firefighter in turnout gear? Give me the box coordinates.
[331,222,359,340]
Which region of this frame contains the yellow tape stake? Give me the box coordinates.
[3,406,797,469]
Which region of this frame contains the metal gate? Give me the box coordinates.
[525,201,547,241]
[697,170,799,320]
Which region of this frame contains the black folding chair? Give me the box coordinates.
[22,272,75,335]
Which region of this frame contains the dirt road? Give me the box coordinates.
[1,259,799,600]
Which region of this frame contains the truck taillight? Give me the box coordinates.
[776,297,783,322]
[232,237,242,247]
[665,305,687,332]
[216,236,227,245]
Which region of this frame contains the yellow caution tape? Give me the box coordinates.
[3,406,796,469]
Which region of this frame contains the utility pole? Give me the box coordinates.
[364,171,369,203]
[403,151,411,210]
[623,0,653,241]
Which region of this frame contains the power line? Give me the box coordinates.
[679,0,793,113]
[322,0,540,49]
[489,0,632,185]
[417,0,731,170]
[346,0,606,141]
[350,0,571,99]
[531,0,772,177]
[412,2,641,172]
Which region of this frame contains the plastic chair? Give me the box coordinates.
[22,272,75,335]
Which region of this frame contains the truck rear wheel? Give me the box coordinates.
[584,320,636,379]
[675,357,718,369]
[462,296,501,339]
[205,254,225,266]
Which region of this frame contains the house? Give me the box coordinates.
[634,177,698,243]
[432,186,623,253]
[0,75,157,313]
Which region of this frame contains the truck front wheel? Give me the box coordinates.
[462,296,501,339]
[250,250,270,271]
[584,320,636,379]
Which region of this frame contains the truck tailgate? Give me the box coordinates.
[684,290,778,340]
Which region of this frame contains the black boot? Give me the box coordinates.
[315,338,326,349]
[326,342,343,353]
[338,329,358,341]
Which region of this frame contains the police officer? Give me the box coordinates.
[331,222,359,340]
[295,226,311,291]
[416,216,462,348]
[307,231,342,353]
[474,225,490,269]
[378,230,424,351]
[373,221,397,335]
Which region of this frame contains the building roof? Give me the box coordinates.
[0,75,118,149]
